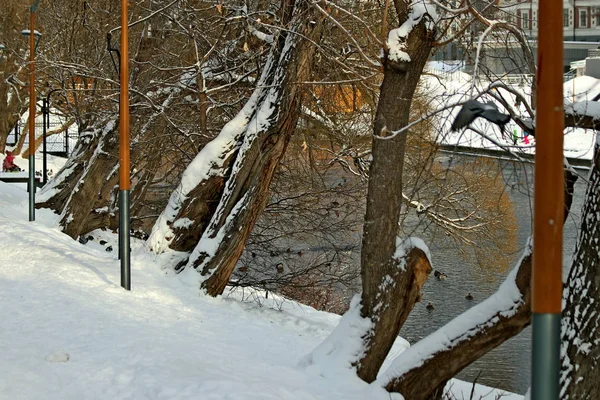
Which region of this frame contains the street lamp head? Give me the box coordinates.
[21,29,42,53]
[21,29,42,38]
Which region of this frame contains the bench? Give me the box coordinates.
[0,174,43,191]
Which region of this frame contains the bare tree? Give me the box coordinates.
[0,0,30,153]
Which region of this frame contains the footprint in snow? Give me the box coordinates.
[45,352,70,363]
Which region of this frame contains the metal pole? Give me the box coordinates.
[42,98,47,185]
[532,1,564,399]
[119,0,131,291]
[28,10,36,221]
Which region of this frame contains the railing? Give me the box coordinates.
[6,121,77,157]
[588,49,600,58]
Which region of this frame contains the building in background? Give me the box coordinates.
[434,1,600,75]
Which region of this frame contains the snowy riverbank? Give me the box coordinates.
[0,180,524,399]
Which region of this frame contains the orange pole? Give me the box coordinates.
[119,0,130,191]
[534,0,564,318]
[119,0,131,290]
[532,0,564,399]
[28,10,36,221]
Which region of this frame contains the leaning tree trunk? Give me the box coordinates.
[36,119,115,215]
[36,118,120,237]
[560,144,600,399]
[36,109,166,239]
[304,2,596,397]
[148,0,324,296]
[380,249,532,398]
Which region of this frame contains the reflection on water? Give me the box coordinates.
[398,158,586,395]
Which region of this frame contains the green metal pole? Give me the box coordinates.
[532,1,564,399]
[119,190,130,290]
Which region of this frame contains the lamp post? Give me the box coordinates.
[119,0,131,290]
[532,1,564,400]
[22,0,42,222]
[42,88,64,185]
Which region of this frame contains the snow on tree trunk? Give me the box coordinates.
[560,144,600,399]
[37,105,168,239]
[147,2,297,256]
[355,3,437,383]
[380,247,532,398]
[35,119,121,238]
[304,2,590,396]
[373,159,582,398]
[302,0,438,384]
[36,119,116,218]
[148,0,324,297]
[195,2,323,296]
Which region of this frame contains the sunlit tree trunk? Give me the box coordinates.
[149,0,324,297]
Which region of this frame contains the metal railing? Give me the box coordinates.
[6,120,77,157]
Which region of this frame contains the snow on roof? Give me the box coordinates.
[564,75,600,103]
[422,71,597,162]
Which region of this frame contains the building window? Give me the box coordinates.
[522,10,530,30]
[580,9,588,28]
[595,9,600,26]
[564,9,569,27]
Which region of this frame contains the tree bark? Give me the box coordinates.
[36,121,111,215]
[560,145,600,400]
[356,3,436,382]
[196,1,324,296]
[59,123,120,238]
[377,159,580,398]
[381,251,532,398]
[149,0,325,297]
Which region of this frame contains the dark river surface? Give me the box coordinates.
[396,155,588,395]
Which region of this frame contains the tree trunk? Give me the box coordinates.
[36,120,112,215]
[147,36,287,256]
[304,2,597,396]
[560,145,600,399]
[59,122,120,238]
[381,251,532,398]
[0,111,23,153]
[356,5,436,382]
[0,66,28,153]
[148,0,324,297]
[197,1,323,296]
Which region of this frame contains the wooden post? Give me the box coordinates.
[532,1,564,399]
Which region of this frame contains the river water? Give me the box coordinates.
[254,151,588,394]
[397,156,587,395]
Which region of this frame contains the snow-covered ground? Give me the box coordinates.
[0,179,523,399]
